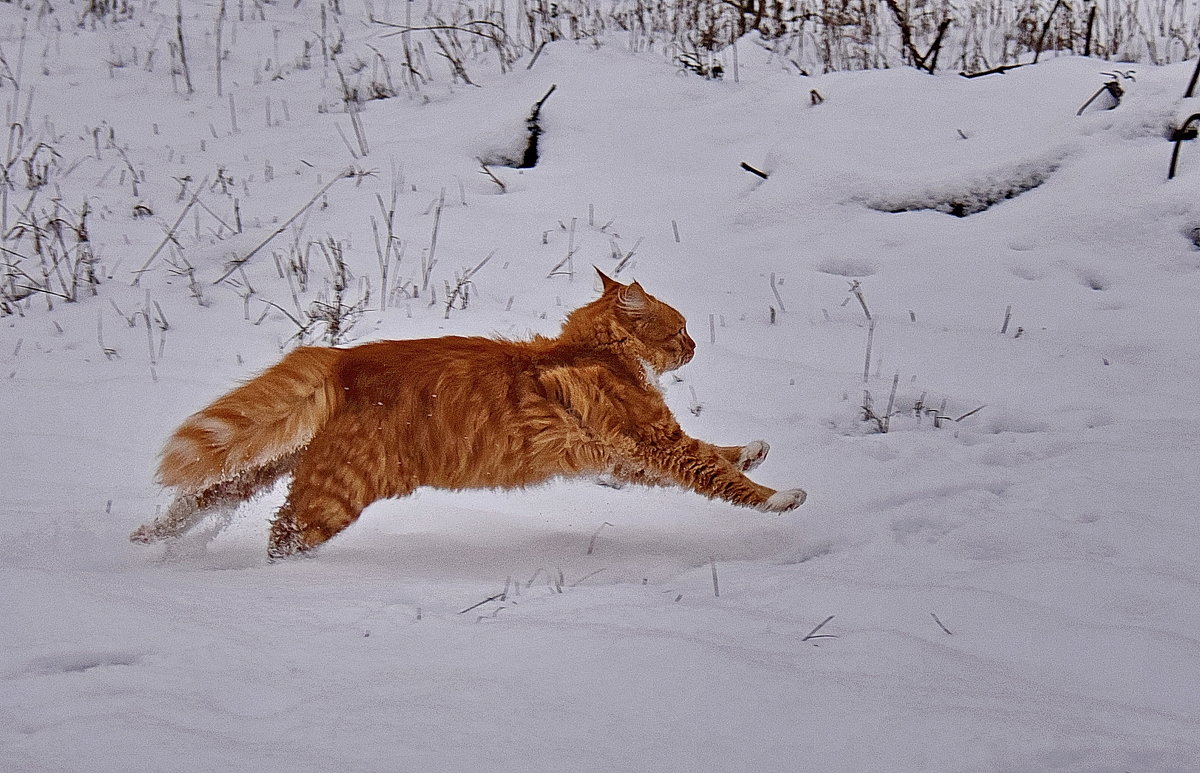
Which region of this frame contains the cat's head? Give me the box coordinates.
[565,269,696,374]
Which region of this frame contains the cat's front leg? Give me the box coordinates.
[608,431,805,513]
[710,440,770,472]
[761,487,807,511]
[684,438,804,512]
[600,439,766,487]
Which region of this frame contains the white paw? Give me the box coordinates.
[759,488,807,512]
[737,440,770,471]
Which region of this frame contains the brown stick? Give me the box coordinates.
[131,177,208,285]
[212,169,353,284]
[740,161,768,179]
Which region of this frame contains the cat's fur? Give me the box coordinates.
[131,270,806,558]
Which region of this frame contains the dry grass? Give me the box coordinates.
[1,0,1192,322]
[467,0,1200,74]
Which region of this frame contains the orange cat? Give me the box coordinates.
[131,269,806,558]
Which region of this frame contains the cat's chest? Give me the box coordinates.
[640,360,665,396]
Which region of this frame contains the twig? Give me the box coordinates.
[194,197,235,234]
[802,615,837,641]
[347,103,369,157]
[214,0,226,97]
[931,612,953,635]
[371,188,398,310]
[1032,0,1068,64]
[175,0,194,94]
[132,177,208,284]
[709,556,720,598]
[769,272,786,313]
[1076,78,1124,117]
[570,568,607,587]
[861,390,887,433]
[96,310,117,360]
[1168,113,1200,180]
[547,217,576,278]
[954,404,986,422]
[959,63,1026,78]
[740,161,768,179]
[477,158,506,193]
[883,373,899,432]
[443,250,495,318]
[862,318,876,384]
[526,41,547,70]
[848,280,871,320]
[458,592,505,615]
[530,83,557,113]
[612,236,642,276]
[1083,5,1097,56]
[882,0,923,69]
[587,521,613,555]
[375,19,509,41]
[422,190,443,291]
[213,169,353,284]
[1186,55,1200,99]
[258,298,311,336]
[920,19,952,72]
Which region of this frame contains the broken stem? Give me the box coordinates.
[214,169,353,285]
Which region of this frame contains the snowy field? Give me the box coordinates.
[3,1,1200,770]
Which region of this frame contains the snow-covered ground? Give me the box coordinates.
[3,2,1200,770]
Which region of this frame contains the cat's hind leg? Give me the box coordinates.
[267,431,410,559]
[129,491,210,544]
[268,477,407,559]
[131,451,299,544]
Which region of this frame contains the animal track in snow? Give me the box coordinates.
[1076,268,1110,291]
[866,160,1058,217]
[22,650,144,676]
[815,256,879,277]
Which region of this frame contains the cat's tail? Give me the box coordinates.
[157,346,346,494]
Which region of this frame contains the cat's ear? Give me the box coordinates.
[595,267,622,295]
[617,281,652,317]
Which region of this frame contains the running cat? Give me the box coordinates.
[131,269,806,558]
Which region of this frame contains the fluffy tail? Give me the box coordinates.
[158,346,345,493]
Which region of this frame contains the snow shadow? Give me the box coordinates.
[866,159,1058,217]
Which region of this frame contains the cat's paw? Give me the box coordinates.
[267,515,311,561]
[737,440,770,471]
[595,474,626,490]
[759,488,807,512]
[128,523,158,543]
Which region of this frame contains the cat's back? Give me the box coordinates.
[334,335,556,403]
[333,334,626,405]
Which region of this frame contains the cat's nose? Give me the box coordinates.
[681,333,696,362]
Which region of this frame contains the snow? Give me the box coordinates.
[3,2,1200,770]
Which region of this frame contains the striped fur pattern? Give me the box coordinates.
[133,269,806,558]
